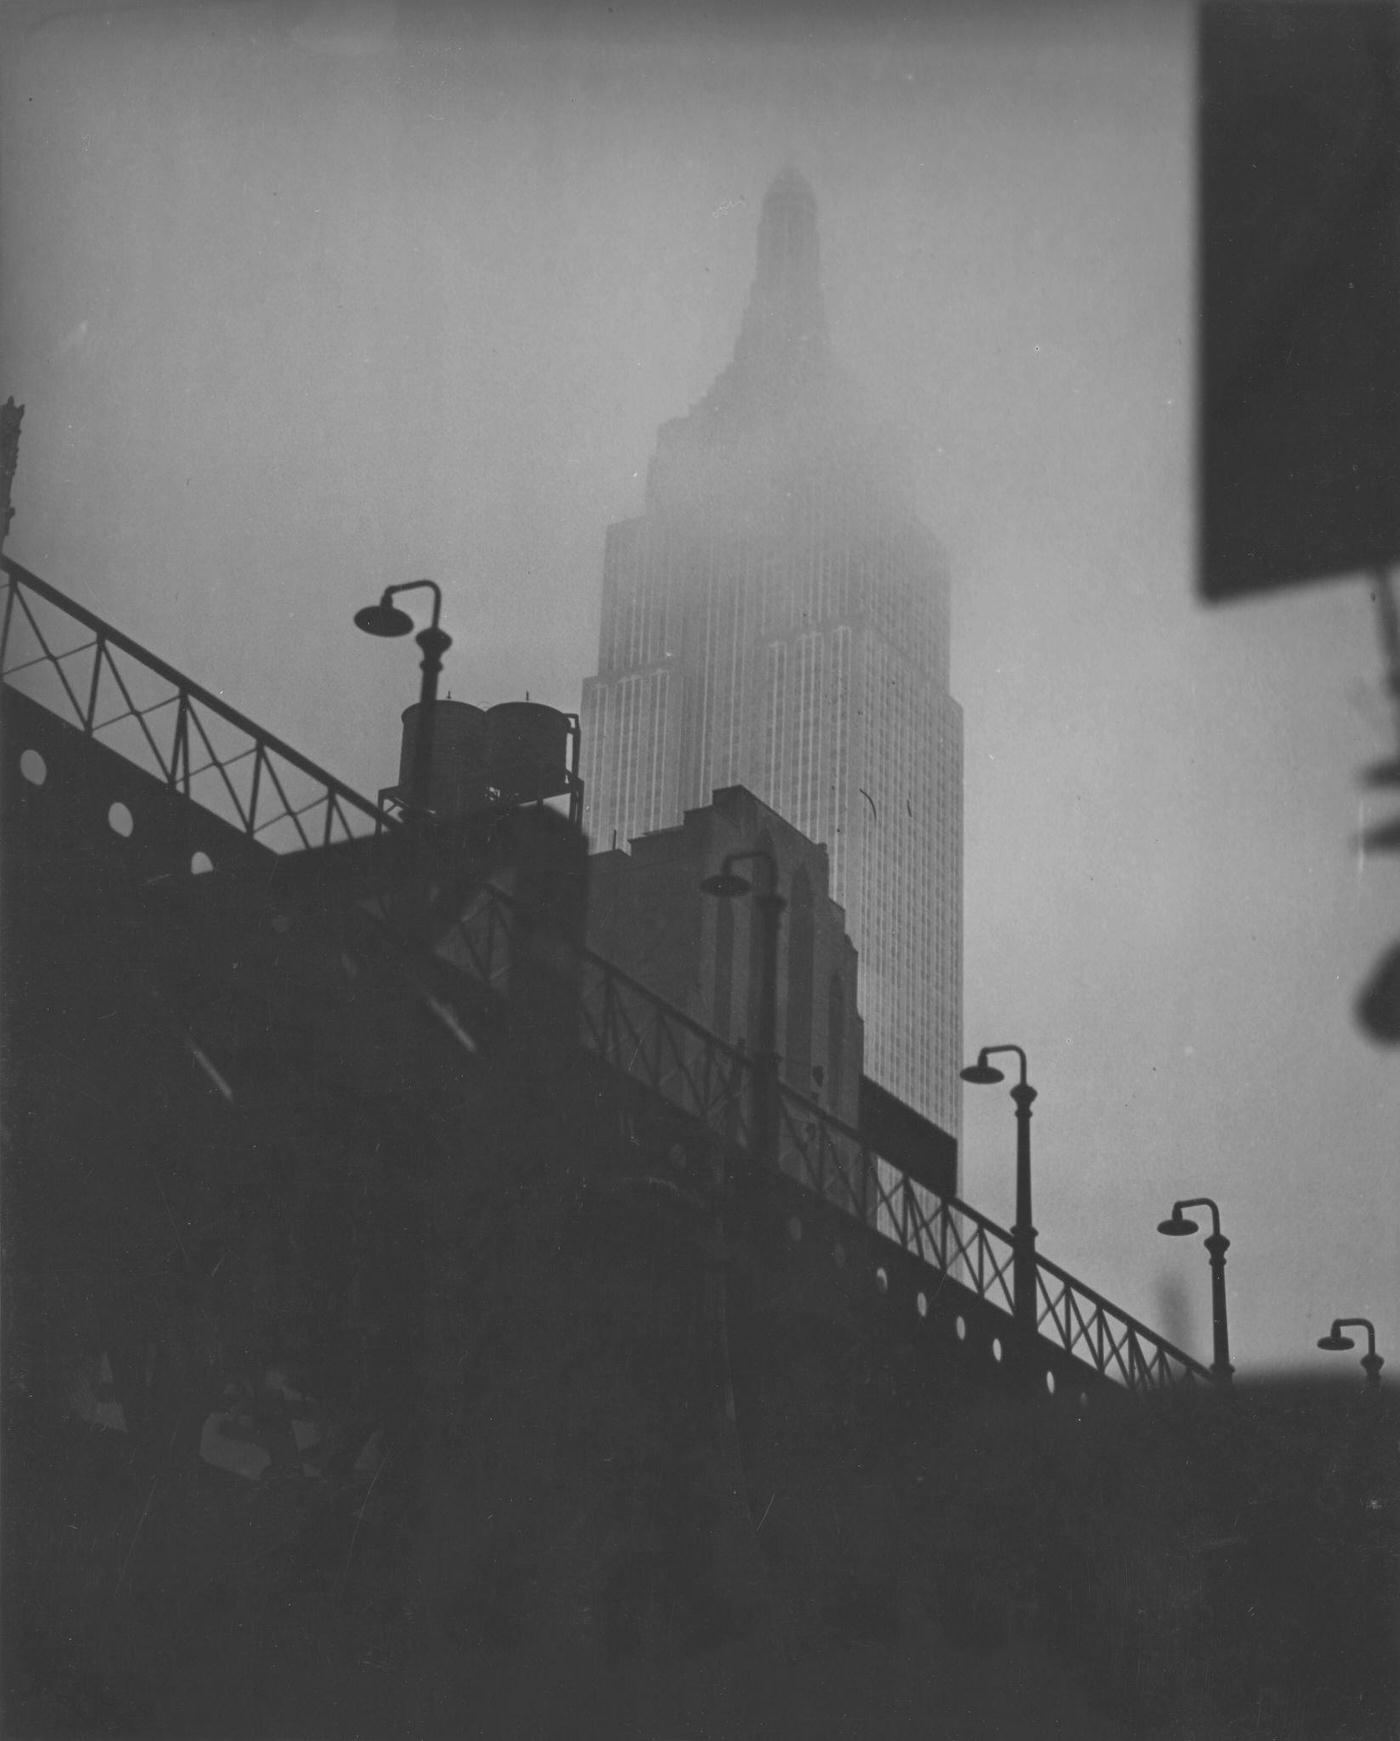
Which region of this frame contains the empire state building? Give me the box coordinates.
[581,170,963,1137]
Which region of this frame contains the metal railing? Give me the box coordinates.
[4,558,1212,1396]
[432,878,1211,1396]
[431,886,755,1143]
[1034,1256,1207,1393]
[2,558,388,853]
[771,1066,1206,1390]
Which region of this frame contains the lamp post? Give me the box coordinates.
[700,850,785,1167]
[1317,1317,1385,1388]
[353,579,452,816]
[960,1045,1037,1334]
[1157,1197,1233,1384]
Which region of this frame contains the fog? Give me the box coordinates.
[3,0,1395,1376]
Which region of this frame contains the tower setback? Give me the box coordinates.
[581,171,963,1138]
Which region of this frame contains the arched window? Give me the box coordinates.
[713,891,734,1040]
[746,830,778,1053]
[828,971,846,1111]
[785,866,814,1093]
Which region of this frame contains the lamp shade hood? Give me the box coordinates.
[354,599,415,638]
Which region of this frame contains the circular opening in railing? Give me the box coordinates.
[955,1315,967,1342]
[991,1336,1003,1364]
[190,850,213,876]
[916,1290,928,1319]
[832,1241,846,1269]
[107,800,134,838]
[787,1214,803,1245]
[874,1266,889,1296]
[19,748,47,786]
[1045,1370,1056,1396]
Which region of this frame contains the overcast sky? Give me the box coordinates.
[3,0,1395,1378]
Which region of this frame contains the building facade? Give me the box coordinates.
[580,170,963,1136]
[587,784,865,1128]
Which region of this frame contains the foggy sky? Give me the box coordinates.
[3,0,1395,1377]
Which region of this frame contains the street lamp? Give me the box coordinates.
[700,850,785,1167]
[1317,1317,1385,1388]
[1157,1197,1234,1384]
[960,1045,1037,1334]
[353,579,452,816]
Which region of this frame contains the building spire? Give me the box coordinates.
[733,167,828,368]
[646,168,833,495]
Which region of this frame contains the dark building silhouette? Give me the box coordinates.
[581,171,963,1142]
[587,785,865,1126]
[586,783,957,1205]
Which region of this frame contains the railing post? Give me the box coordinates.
[84,635,104,734]
[247,741,266,838]
[173,692,190,795]
[1,570,17,662]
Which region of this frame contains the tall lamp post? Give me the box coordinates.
[353,579,452,816]
[1157,1197,1234,1384]
[1317,1317,1385,1388]
[960,1045,1038,1334]
[700,850,785,1168]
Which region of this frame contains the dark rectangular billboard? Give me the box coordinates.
[1198,2,1400,600]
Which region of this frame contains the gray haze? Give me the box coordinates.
[3,0,1396,1376]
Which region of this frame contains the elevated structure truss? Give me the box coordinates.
[2,557,1210,1398]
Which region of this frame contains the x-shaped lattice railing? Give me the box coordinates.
[777,1088,1019,1316]
[2,558,387,853]
[1035,1259,1205,1391]
[578,965,752,1141]
[5,557,1213,1395]
[426,879,1212,1394]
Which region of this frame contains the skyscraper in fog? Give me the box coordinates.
[581,170,963,1136]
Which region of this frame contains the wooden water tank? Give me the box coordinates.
[397,700,490,817]
[485,702,571,806]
